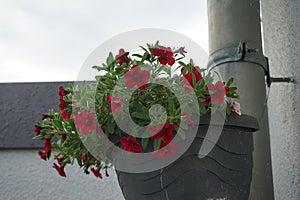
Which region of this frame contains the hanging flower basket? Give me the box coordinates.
[117,113,259,200]
[34,42,258,200]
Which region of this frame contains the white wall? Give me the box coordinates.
[262,0,300,199]
[0,150,124,200]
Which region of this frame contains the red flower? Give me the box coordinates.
[44,138,52,154]
[106,96,122,113]
[59,99,68,110]
[115,48,130,65]
[182,66,202,90]
[61,110,70,120]
[207,81,227,104]
[150,123,174,147]
[138,84,148,90]
[57,157,65,165]
[153,46,175,66]
[152,141,178,158]
[225,86,229,94]
[120,136,142,153]
[58,86,68,98]
[38,139,51,161]
[73,112,96,136]
[38,150,47,161]
[81,155,86,163]
[58,133,67,141]
[124,66,150,89]
[34,125,42,136]
[91,167,103,179]
[52,163,66,177]
[201,96,211,107]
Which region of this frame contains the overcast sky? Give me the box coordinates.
[0,0,208,82]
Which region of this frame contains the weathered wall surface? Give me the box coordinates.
[262,0,300,199]
[0,150,124,200]
[0,82,71,148]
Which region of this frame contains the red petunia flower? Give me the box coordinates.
[153,46,175,66]
[58,86,68,98]
[201,96,211,107]
[73,112,96,136]
[38,150,47,161]
[91,167,103,179]
[81,155,86,163]
[58,133,67,141]
[225,86,229,94]
[120,136,142,153]
[106,96,123,113]
[207,81,227,104]
[138,84,148,90]
[61,110,70,121]
[52,163,66,177]
[152,141,178,158]
[44,138,52,154]
[57,157,65,165]
[34,125,42,136]
[150,123,174,147]
[182,66,202,91]
[59,99,68,110]
[124,66,150,89]
[115,49,130,65]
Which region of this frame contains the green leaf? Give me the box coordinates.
[175,108,182,116]
[174,64,184,72]
[140,52,149,63]
[141,138,149,150]
[106,52,115,66]
[33,134,45,140]
[92,66,106,71]
[52,119,63,130]
[153,139,162,151]
[229,87,237,92]
[178,61,188,68]
[198,101,207,115]
[175,56,185,61]
[51,143,60,149]
[131,112,150,120]
[168,96,175,114]
[132,54,143,58]
[139,45,150,54]
[77,156,83,167]
[107,123,116,134]
[226,78,234,86]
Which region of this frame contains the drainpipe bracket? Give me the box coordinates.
[207,41,295,87]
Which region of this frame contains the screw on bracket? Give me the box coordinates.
[264,57,296,87]
[207,41,295,87]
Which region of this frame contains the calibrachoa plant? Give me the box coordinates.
[34,41,241,179]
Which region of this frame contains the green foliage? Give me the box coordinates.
[34,41,240,180]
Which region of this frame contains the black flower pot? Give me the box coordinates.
[116,113,259,200]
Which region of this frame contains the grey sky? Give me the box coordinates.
[0,0,208,82]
